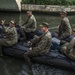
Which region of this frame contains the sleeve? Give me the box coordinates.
[59,20,71,40]
[31,34,45,44]
[22,17,29,26]
[25,19,34,28]
[32,36,49,51]
[6,27,15,35]
[64,20,71,32]
[59,31,70,40]
[2,25,7,32]
[31,35,40,44]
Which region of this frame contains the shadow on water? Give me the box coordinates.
[0,12,75,75]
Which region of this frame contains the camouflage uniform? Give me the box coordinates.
[23,22,51,70]
[24,31,52,57]
[0,25,18,55]
[20,15,36,39]
[61,37,75,60]
[58,17,72,40]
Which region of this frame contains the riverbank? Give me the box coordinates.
[21,4,75,13]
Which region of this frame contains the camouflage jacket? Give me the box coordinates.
[58,17,72,40]
[31,31,52,55]
[2,25,18,45]
[23,15,36,32]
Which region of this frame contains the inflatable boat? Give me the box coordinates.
[0,25,75,71]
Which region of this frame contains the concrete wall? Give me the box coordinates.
[22,4,75,13]
[16,0,22,11]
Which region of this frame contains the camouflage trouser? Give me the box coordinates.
[20,26,35,40]
[24,49,42,71]
[61,37,75,60]
[20,26,26,39]
[24,49,42,57]
[60,42,69,54]
[0,39,10,55]
[61,46,75,60]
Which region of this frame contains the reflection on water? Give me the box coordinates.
[0,12,75,75]
[0,12,75,28]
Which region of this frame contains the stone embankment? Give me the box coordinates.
[21,4,75,12]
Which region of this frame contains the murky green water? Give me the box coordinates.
[0,0,19,11]
[0,11,75,75]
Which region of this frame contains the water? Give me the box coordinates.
[0,11,75,75]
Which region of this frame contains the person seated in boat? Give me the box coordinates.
[60,29,75,60]
[0,20,18,56]
[55,10,72,41]
[23,22,52,69]
[20,10,37,40]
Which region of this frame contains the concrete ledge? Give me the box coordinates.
[21,4,75,12]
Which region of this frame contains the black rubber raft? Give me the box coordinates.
[2,42,75,71]
[0,25,75,71]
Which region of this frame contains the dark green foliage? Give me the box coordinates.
[22,0,75,5]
